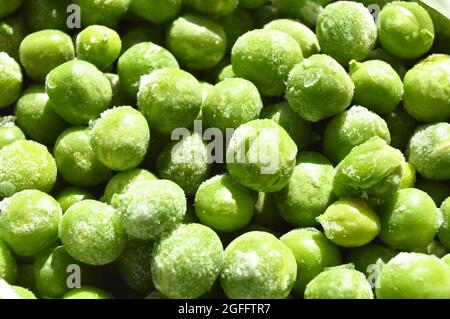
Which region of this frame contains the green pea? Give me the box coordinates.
[0,140,57,198]
[152,224,224,299]
[398,162,416,189]
[24,0,69,31]
[346,243,397,276]
[220,8,254,52]
[280,228,342,297]
[0,240,17,284]
[0,117,25,149]
[102,169,157,204]
[19,29,74,82]
[439,197,450,251]
[316,1,377,66]
[272,0,332,27]
[0,190,61,256]
[366,48,406,79]
[264,19,319,58]
[74,0,130,27]
[112,180,186,241]
[232,29,302,97]
[63,286,112,299]
[186,0,238,17]
[286,54,354,122]
[167,14,227,71]
[104,73,134,107]
[55,187,95,213]
[15,85,68,146]
[317,199,380,247]
[323,106,391,164]
[226,119,298,193]
[403,54,450,123]
[376,252,450,298]
[305,265,374,299]
[0,52,22,109]
[216,64,236,82]
[407,122,450,181]
[220,231,296,299]
[59,200,126,265]
[383,106,418,151]
[0,15,29,61]
[333,137,405,205]
[121,26,165,52]
[129,0,182,24]
[138,68,202,136]
[0,0,23,19]
[12,286,36,299]
[53,127,112,187]
[76,25,121,70]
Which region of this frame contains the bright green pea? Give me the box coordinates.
[73,0,130,27]
[129,0,182,24]
[217,64,236,82]
[0,117,25,149]
[0,52,22,109]
[12,286,36,299]
[24,0,69,31]
[0,240,17,284]
[186,0,238,17]
[439,197,450,251]
[398,162,416,189]
[63,286,112,299]
[55,187,95,213]
[366,48,406,78]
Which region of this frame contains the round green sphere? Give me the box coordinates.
[167,14,227,71]
[226,119,298,193]
[286,54,354,122]
[138,68,202,135]
[366,48,406,78]
[346,243,397,276]
[63,286,112,299]
[73,0,130,27]
[151,223,224,299]
[0,240,17,284]
[59,200,126,265]
[53,127,112,187]
[398,162,416,189]
[0,190,61,256]
[217,64,236,82]
[220,231,296,299]
[323,105,391,164]
[0,15,28,62]
[0,140,57,198]
[24,0,68,31]
[232,29,303,97]
[407,122,450,181]
[0,0,23,19]
[186,0,238,17]
[46,60,112,125]
[0,52,22,109]
[0,117,25,149]
[439,197,450,250]
[56,187,95,213]
[130,0,182,24]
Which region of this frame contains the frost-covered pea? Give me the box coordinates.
[55,187,95,213]
[0,52,22,109]
[0,117,25,149]
[217,65,236,82]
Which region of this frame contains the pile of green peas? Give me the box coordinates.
[0,0,449,299]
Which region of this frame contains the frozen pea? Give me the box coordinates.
[152,224,223,299]
[333,137,405,205]
[317,199,380,247]
[220,231,296,299]
[274,152,335,227]
[63,286,112,299]
[240,0,267,8]
[0,52,22,109]
[121,27,165,52]
[0,15,28,61]
[398,162,416,189]
[378,1,434,59]
[116,239,153,293]
[0,140,57,198]
[195,174,254,232]
[286,54,354,122]
[252,192,286,231]
[104,73,134,107]
[407,122,450,181]
[112,180,186,241]
[53,127,112,187]
[226,119,298,193]
[366,48,406,78]
[0,190,61,256]
[217,65,235,82]
[203,78,263,131]
[90,106,150,171]
[349,60,403,115]
[0,0,23,18]
[384,106,418,151]
[19,30,74,82]
[118,42,179,97]
[73,0,130,27]
[167,14,226,71]
[323,106,391,164]
[12,286,36,299]
[403,55,450,123]
[33,246,92,298]
[15,85,68,145]
[346,243,397,276]
[24,0,68,31]
[232,29,302,97]
[46,60,112,125]
[76,25,121,71]
[280,228,342,297]
[59,200,126,265]
[273,0,333,27]
[0,117,25,148]
[220,8,254,51]
[261,103,311,151]
[379,188,440,251]
[138,68,202,135]
[156,132,211,196]
[253,4,280,28]
[55,187,95,213]
[0,240,17,284]
[439,197,450,250]
[416,179,450,206]
[304,265,374,299]
[103,169,157,204]
[376,252,450,298]
[186,0,238,17]
[129,0,182,24]
[264,19,320,58]
[316,1,377,66]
